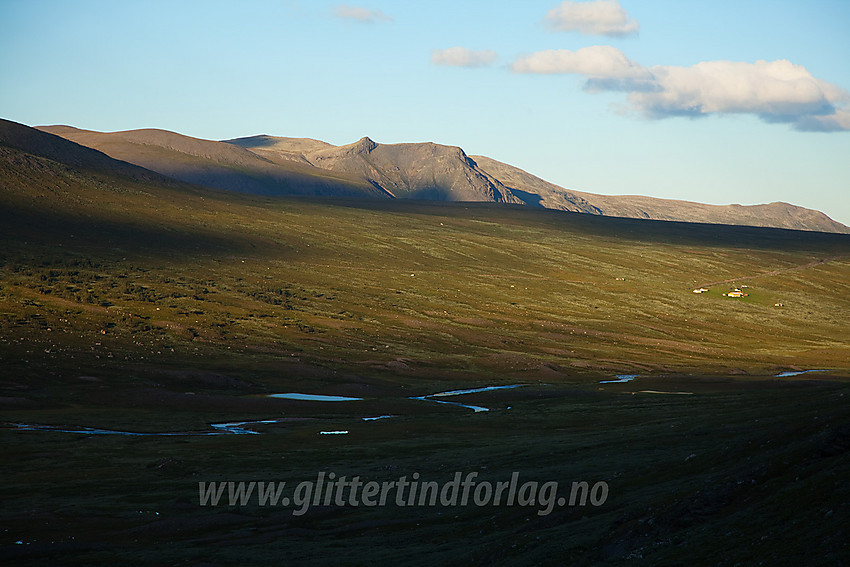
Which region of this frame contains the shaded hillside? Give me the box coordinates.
[0,120,269,253]
[1,118,166,183]
[36,125,388,199]
[471,155,850,234]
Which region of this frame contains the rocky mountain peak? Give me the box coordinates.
[353,137,377,153]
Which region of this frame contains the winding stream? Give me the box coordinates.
[3,385,526,435]
[5,417,304,436]
[267,393,363,401]
[409,384,524,412]
[14,370,830,437]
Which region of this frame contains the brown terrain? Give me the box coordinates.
[36,125,387,199]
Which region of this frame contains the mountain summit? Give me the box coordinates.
[234,134,521,203]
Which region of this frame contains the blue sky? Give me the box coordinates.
[2,0,849,224]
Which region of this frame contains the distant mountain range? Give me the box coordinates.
[2,119,842,233]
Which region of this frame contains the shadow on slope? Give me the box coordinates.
[314,198,850,254]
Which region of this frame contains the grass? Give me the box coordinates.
[3,190,849,378]
[1,143,849,565]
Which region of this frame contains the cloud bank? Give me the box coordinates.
[333,4,392,23]
[512,46,850,131]
[545,0,639,37]
[432,47,498,68]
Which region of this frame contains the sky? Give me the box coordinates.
[2,0,849,224]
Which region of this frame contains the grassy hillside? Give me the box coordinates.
[3,141,849,378]
[2,132,849,565]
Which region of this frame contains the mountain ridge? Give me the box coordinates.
[37,124,389,199]
[29,121,849,233]
[234,134,522,204]
[470,155,849,233]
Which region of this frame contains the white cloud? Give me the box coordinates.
[431,47,498,68]
[512,46,850,131]
[545,0,639,37]
[333,4,392,23]
[630,59,850,131]
[512,45,649,79]
[795,108,850,132]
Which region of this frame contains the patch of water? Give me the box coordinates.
[775,370,828,378]
[210,418,293,435]
[319,430,349,435]
[362,415,394,421]
[268,393,363,401]
[600,375,639,384]
[428,385,524,397]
